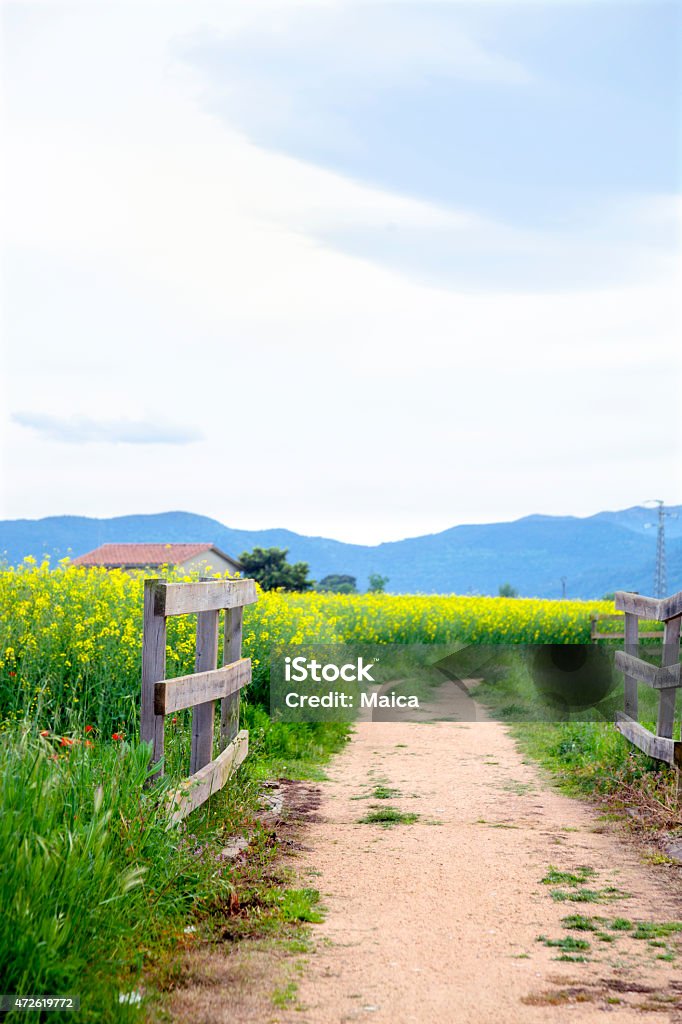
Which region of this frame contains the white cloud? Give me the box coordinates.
[1,2,680,541]
[12,413,202,445]
[177,4,533,87]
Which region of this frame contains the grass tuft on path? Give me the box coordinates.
[358,806,420,828]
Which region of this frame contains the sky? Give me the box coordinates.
[1,0,681,544]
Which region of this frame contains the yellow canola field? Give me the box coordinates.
[0,560,613,732]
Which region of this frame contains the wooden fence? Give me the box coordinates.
[590,613,663,641]
[140,577,258,824]
[613,590,682,784]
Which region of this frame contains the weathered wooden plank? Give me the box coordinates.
[154,578,257,617]
[592,631,664,640]
[141,580,167,775]
[221,606,244,749]
[614,592,662,621]
[623,610,639,721]
[615,651,681,689]
[166,730,249,826]
[657,615,681,739]
[190,609,220,774]
[660,592,682,622]
[615,712,681,766]
[154,659,252,715]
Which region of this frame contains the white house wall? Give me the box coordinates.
[180,552,241,576]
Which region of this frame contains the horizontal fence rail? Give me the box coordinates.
[612,589,682,780]
[141,577,258,823]
[154,659,252,716]
[590,613,664,641]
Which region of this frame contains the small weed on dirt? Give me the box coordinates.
[537,935,590,951]
[561,914,602,932]
[541,865,596,887]
[476,818,520,829]
[522,988,594,1006]
[272,981,298,1007]
[372,785,401,800]
[631,921,682,940]
[358,806,420,828]
[550,884,629,904]
[609,918,633,931]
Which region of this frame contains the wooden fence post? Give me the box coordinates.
[190,608,220,774]
[623,610,639,721]
[221,607,243,748]
[141,580,167,776]
[657,614,681,740]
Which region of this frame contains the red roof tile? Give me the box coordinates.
[73,543,238,568]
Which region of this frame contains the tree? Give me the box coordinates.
[498,582,519,598]
[368,573,389,593]
[238,547,313,592]
[317,574,357,594]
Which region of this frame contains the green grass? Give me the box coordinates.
[609,917,633,930]
[0,727,234,1020]
[358,806,420,827]
[553,905,681,963]
[537,935,590,951]
[371,785,401,799]
[557,911,681,960]
[631,921,682,940]
[541,865,596,886]
[272,981,298,1007]
[471,658,679,810]
[276,888,325,924]
[561,914,602,931]
[550,887,629,903]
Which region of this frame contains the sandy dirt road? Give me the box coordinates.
[274,719,682,1024]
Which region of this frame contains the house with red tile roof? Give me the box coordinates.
[73,543,242,575]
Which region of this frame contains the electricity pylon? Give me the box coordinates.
[644,500,676,599]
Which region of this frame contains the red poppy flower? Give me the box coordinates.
[85,740,94,748]
[9,671,16,678]
[59,737,74,747]
[85,725,94,733]
[112,732,124,741]
[40,729,50,737]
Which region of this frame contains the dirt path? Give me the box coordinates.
[275,720,682,1024]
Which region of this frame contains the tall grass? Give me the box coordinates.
[0,716,346,1020]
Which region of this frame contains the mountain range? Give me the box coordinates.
[1,506,680,600]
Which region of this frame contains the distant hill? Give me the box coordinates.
[0,506,680,600]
